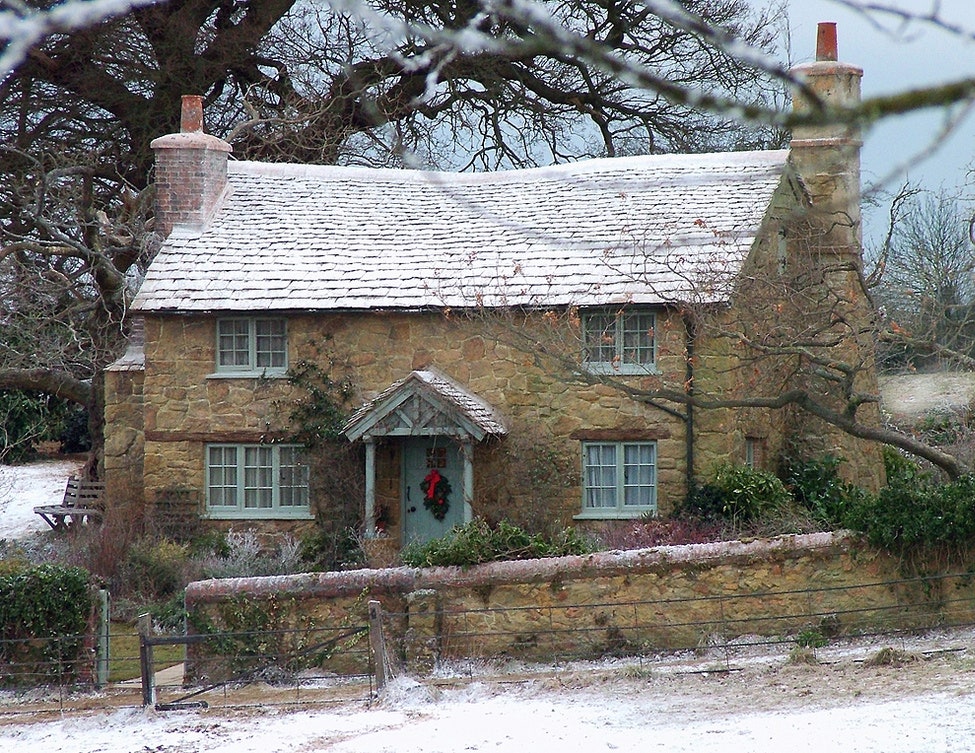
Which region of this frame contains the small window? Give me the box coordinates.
[216,318,287,375]
[205,444,310,519]
[745,437,765,469]
[579,441,656,518]
[582,309,656,374]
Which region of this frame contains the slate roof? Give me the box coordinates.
[343,369,508,441]
[133,150,792,313]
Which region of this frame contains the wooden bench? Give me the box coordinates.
[34,476,105,531]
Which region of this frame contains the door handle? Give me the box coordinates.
[409,506,417,513]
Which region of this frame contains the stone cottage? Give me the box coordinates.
[104,25,885,550]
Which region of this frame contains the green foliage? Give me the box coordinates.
[401,518,594,568]
[191,589,370,679]
[58,406,91,453]
[0,390,75,462]
[841,449,975,558]
[707,464,792,526]
[796,628,828,649]
[0,564,93,685]
[299,524,363,571]
[675,480,728,522]
[784,455,868,528]
[121,539,191,601]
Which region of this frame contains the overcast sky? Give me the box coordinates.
[783,0,975,237]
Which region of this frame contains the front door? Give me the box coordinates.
[402,438,465,544]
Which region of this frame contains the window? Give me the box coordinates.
[216,318,287,375]
[205,444,310,518]
[579,442,656,517]
[582,309,656,374]
[745,437,765,469]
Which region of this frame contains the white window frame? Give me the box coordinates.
[214,317,288,376]
[576,441,657,519]
[205,444,311,519]
[582,309,657,375]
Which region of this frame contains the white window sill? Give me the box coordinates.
[206,370,288,380]
[582,363,659,376]
[205,509,314,521]
[574,510,657,521]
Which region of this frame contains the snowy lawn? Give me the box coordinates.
[2,641,975,753]
[0,457,84,540]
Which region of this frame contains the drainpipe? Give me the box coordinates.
[683,312,696,494]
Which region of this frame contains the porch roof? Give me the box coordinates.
[343,369,508,442]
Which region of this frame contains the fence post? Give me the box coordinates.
[95,589,111,688]
[138,613,155,707]
[368,600,388,691]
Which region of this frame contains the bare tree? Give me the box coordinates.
[5,0,975,478]
[871,187,975,371]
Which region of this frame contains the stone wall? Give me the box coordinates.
[138,309,702,532]
[184,532,973,676]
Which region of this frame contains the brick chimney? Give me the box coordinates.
[789,22,863,260]
[150,95,232,238]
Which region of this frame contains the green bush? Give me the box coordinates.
[0,390,70,462]
[401,518,594,568]
[708,464,792,526]
[842,449,975,556]
[784,455,867,528]
[0,564,93,685]
[122,539,191,600]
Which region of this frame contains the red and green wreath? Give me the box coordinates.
[420,468,451,521]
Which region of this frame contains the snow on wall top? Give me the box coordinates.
[133,150,790,313]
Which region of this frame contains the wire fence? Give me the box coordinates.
[3,569,975,717]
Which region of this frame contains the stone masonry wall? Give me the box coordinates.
[140,309,713,531]
[184,532,973,676]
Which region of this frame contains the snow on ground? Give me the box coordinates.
[2,458,975,752]
[2,649,975,753]
[0,458,83,540]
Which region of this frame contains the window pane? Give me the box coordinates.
[621,313,654,365]
[208,446,238,507]
[279,447,309,507]
[244,446,273,508]
[255,319,286,369]
[218,319,250,368]
[584,313,618,365]
[623,443,655,507]
[584,444,617,508]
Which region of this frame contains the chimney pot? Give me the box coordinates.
[180,94,204,133]
[816,22,838,62]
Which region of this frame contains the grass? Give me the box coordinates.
[108,621,185,683]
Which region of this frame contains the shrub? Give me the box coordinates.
[58,407,91,453]
[597,517,726,550]
[121,538,191,601]
[401,518,594,568]
[707,464,792,526]
[198,530,307,579]
[784,455,867,528]
[0,564,93,685]
[842,449,975,558]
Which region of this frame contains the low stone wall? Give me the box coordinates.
[184,532,975,677]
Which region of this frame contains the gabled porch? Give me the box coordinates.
[343,369,507,545]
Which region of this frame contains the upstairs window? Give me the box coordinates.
[206,444,310,519]
[578,441,657,518]
[582,309,656,374]
[216,318,287,375]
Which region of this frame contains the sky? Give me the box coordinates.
[784,0,975,238]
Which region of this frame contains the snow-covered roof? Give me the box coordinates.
[133,150,792,313]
